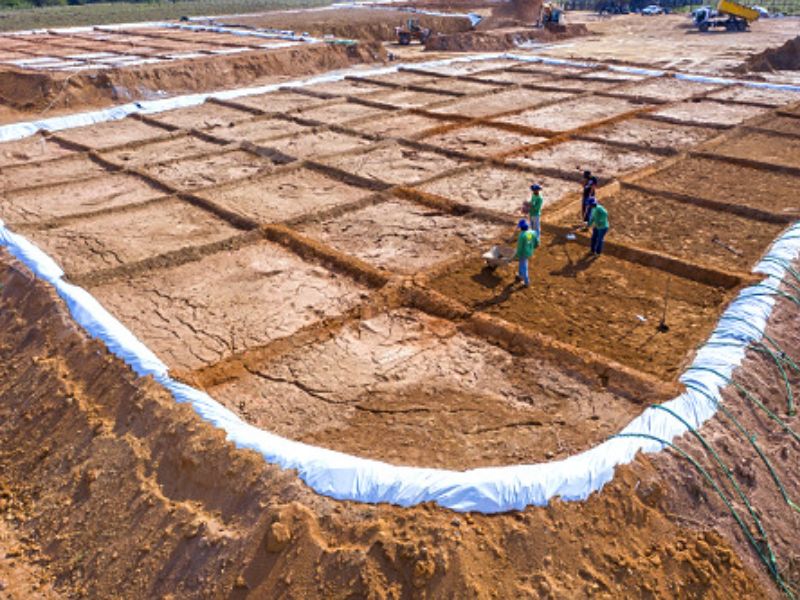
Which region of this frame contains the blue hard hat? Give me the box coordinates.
[530,184,542,191]
[518,219,529,230]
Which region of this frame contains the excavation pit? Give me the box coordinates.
[18,198,238,277]
[264,129,373,159]
[468,69,555,85]
[297,100,394,125]
[298,197,507,274]
[584,118,719,151]
[151,103,257,130]
[420,124,547,158]
[753,115,800,135]
[319,142,470,186]
[196,166,374,224]
[208,308,642,468]
[419,59,525,76]
[427,88,573,119]
[0,173,164,224]
[0,154,105,190]
[497,96,642,132]
[361,88,459,109]
[416,77,503,96]
[304,78,389,97]
[89,240,369,372]
[510,140,660,177]
[223,90,328,114]
[0,135,73,167]
[614,77,719,102]
[143,150,272,191]
[706,85,800,107]
[639,157,800,217]
[100,135,221,167]
[701,130,800,170]
[54,118,169,150]
[344,112,453,138]
[417,165,573,215]
[576,187,787,272]
[651,100,769,127]
[429,245,734,381]
[202,117,309,144]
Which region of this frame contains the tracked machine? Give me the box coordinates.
[395,19,432,45]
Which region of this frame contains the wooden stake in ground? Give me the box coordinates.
[658,276,671,333]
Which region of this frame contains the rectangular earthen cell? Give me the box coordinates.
[0,154,106,190]
[298,100,395,125]
[427,88,573,119]
[578,70,647,82]
[421,59,525,76]
[319,142,469,186]
[639,157,800,218]
[343,112,452,138]
[576,187,787,272]
[511,64,592,76]
[421,125,547,158]
[0,135,74,167]
[0,173,164,224]
[54,118,169,150]
[143,150,272,190]
[89,241,368,372]
[651,101,769,126]
[418,165,574,215]
[203,117,308,144]
[536,78,622,92]
[362,88,458,109]
[498,97,641,132]
[706,85,800,107]
[151,102,256,130]
[701,130,800,171]
[614,77,719,101]
[415,77,503,96]
[299,197,507,274]
[751,115,800,136]
[208,308,640,468]
[363,71,440,86]
[585,118,719,151]
[196,166,373,223]
[511,140,660,177]
[225,90,328,114]
[19,198,238,277]
[304,78,389,96]
[262,129,372,159]
[100,134,222,167]
[467,70,555,85]
[430,246,733,380]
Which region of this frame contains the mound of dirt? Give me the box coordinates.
[220,8,474,42]
[0,250,777,598]
[741,35,800,72]
[424,24,589,51]
[0,41,385,116]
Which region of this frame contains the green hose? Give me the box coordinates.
[650,404,779,573]
[686,366,800,445]
[685,381,800,515]
[614,432,796,599]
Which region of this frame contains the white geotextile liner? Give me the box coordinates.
[1,206,799,512]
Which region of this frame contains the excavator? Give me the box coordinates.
[694,0,759,31]
[395,19,432,45]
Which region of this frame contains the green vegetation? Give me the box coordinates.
[0,0,333,31]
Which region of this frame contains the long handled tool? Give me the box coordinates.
[658,277,671,333]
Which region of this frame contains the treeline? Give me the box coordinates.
[1,0,162,8]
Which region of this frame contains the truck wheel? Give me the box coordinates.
[725,20,736,31]
[698,21,710,31]
[736,19,747,30]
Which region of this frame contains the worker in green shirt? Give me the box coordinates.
[513,219,539,287]
[528,183,543,237]
[589,201,609,255]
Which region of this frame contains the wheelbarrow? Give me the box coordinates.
[482,245,515,271]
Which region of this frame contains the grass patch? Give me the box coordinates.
[0,0,334,31]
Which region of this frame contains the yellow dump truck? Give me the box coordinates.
[694,0,760,31]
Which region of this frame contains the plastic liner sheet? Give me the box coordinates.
[1,207,798,511]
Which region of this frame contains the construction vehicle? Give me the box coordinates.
[694,0,759,31]
[395,19,432,45]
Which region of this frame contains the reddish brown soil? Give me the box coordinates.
[0,254,773,599]
[703,129,800,170]
[640,157,800,218]
[430,245,734,381]
[585,118,719,151]
[577,187,787,273]
[651,100,769,127]
[754,115,800,135]
[221,8,474,42]
[424,24,589,52]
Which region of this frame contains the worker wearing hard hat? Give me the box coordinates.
[588,201,610,255]
[528,183,544,237]
[513,219,539,288]
[581,171,598,226]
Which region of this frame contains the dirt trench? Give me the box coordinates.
[0,250,779,598]
[0,41,385,115]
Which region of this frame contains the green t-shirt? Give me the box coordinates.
[515,230,539,259]
[529,192,543,217]
[589,204,609,229]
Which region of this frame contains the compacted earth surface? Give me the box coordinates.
[0,7,799,598]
